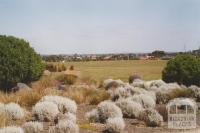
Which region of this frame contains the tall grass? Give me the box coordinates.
[61,87,109,105]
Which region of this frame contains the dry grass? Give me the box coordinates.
[31,76,56,90]
[79,124,98,131]
[56,74,78,85]
[0,111,12,128]
[0,76,60,108]
[0,73,109,108]
[0,110,32,128]
[63,60,167,83]
[0,88,59,108]
[62,87,109,105]
[45,62,67,72]
[168,88,195,99]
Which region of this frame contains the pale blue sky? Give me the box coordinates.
[0,0,200,54]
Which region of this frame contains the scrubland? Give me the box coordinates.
[0,60,200,133]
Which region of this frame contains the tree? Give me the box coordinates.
[0,35,44,90]
[151,50,165,58]
[162,54,200,86]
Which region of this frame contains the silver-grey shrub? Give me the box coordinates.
[116,99,143,118]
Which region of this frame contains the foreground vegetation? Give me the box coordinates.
[1,35,200,132]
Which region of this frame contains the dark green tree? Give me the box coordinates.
[162,54,200,86]
[151,50,165,58]
[0,35,44,90]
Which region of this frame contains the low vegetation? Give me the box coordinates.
[1,50,200,132]
[45,63,67,72]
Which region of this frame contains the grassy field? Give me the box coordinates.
[64,60,167,82]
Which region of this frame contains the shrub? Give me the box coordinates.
[56,112,76,124]
[162,54,200,86]
[150,83,182,104]
[56,74,78,85]
[168,88,195,99]
[139,108,163,127]
[0,126,24,133]
[105,117,125,133]
[69,65,74,71]
[97,101,123,123]
[86,101,123,123]
[85,109,99,123]
[22,122,43,133]
[40,95,77,114]
[108,87,131,101]
[45,63,55,72]
[131,79,145,88]
[128,85,147,95]
[32,101,59,121]
[115,99,143,118]
[4,103,25,120]
[189,85,200,101]
[128,74,141,84]
[145,91,157,101]
[45,63,66,72]
[49,120,79,133]
[155,91,171,104]
[156,105,168,122]
[0,35,44,90]
[103,79,124,90]
[150,80,166,88]
[43,70,51,76]
[128,94,156,109]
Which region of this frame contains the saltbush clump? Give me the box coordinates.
[128,74,141,84]
[97,101,123,123]
[86,101,125,133]
[128,94,156,109]
[40,95,77,114]
[0,126,24,133]
[131,79,145,88]
[0,35,44,90]
[189,85,200,101]
[86,101,123,123]
[32,101,59,121]
[4,103,25,120]
[139,108,163,127]
[22,122,43,133]
[56,112,76,124]
[162,54,200,86]
[116,99,143,118]
[49,110,79,133]
[85,109,99,123]
[103,79,124,90]
[108,86,131,101]
[49,120,79,133]
[106,117,125,133]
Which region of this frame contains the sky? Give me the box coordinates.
[0,0,200,54]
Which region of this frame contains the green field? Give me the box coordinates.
[64,60,167,82]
